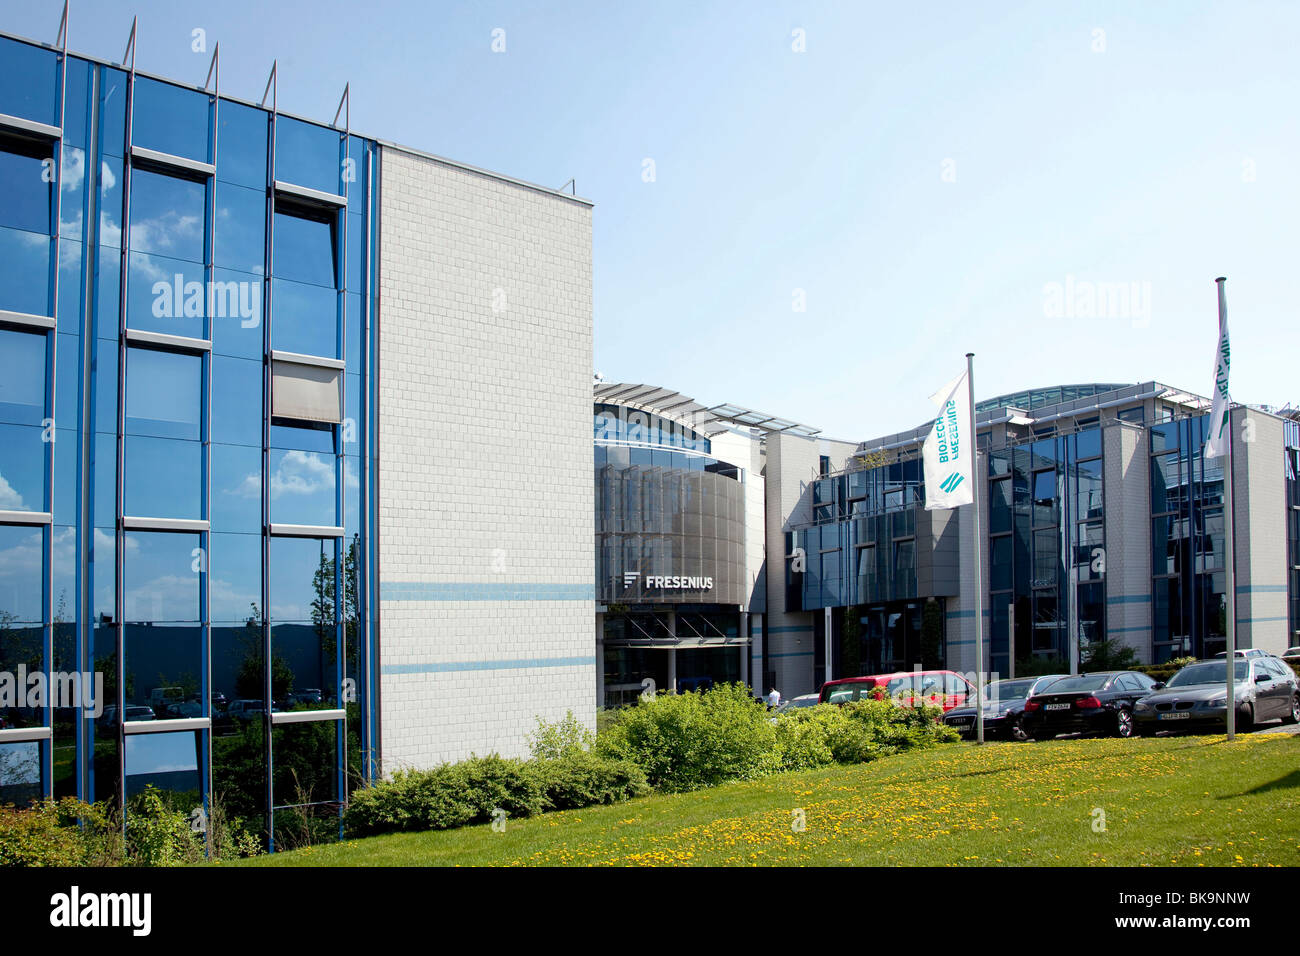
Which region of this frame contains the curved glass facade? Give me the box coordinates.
[0,36,378,851]
[595,442,745,605]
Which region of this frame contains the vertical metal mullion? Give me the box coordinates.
[77,62,99,803]
[365,146,379,782]
[200,63,218,859]
[262,97,276,851]
[335,125,347,820]
[115,47,137,831]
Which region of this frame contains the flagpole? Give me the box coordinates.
[967,352,985,745]
[1218,277,1237,741]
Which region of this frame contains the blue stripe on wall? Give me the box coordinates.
[381,582,594,601]
[768,625,813,634]
[946,610,990,619]
[1107,594,1151,605]
[1237,584,1288,594]
[382,655,596,676]
[769,651,814,658]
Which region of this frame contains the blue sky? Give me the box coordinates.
[12,0,1297,439]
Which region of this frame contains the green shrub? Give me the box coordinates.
[125,786,205,866]
[530,751,650,810]
[345,754,545,836]
[527,711,594,760]
[770,698,957,769]
[0,798,121,867]
[595,682,776,792]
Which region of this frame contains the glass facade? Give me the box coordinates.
[594,409,745,606]
[0,36,378,852]
[987,424,1104,674]
[1148,415,1227,662]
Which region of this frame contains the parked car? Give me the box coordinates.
[1214,648,1274,660]
[226,699,265,723]
[776,693,821,714]
[1281,646,1300,660]
[1022,670,1160,740]
[819,671,975,712]
[96,704,156,731]
[943,675,1068,741]
[1134,657,1299,734]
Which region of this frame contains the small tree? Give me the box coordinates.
[1080,637,1139,672]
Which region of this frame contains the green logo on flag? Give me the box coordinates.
[940,473,965,494]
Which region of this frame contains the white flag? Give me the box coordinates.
[922,371,974,510]
[1204,282,1231,459]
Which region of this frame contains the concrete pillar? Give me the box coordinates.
[750,613,763,695]
[595,611,605,711]
[824,606,834,685]
[666,608,677,692]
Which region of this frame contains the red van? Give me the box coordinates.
[817,670,975,712]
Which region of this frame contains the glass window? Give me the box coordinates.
[210,445,262,533]
[211,354,263,446]
[0,138,55,235]
[0,223,52,316]
[132,77,211,162]
[0,423,46,512]
[0,740,43,804]
[129,168,206,263]
[0,524,44,623]
[123,531,201,622]
[272,279,338,359]
[214,182,266,275]
[210,269,263,359]
[0,37,60,124]
[275,117,342,195]
[124,731,201,805]
[273,210,336,288]
[270,537,336,623]
[126,252,206,339]
[124,436,202,520]
[209,531,262,622]
[0,328,47,426]
[269,450,337,527]
[125,347,201,439]
[216,100,268,189]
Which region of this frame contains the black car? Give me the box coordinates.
[1133,657,1300,734]
[1022,670,1161,740]
[942,675,1068,741]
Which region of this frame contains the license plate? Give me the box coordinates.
[950,717,973,726]
[1159,712,1190,721]
[1045,703,1072,711]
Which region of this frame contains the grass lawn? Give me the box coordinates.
[229,732,1300,867]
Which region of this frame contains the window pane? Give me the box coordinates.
[0,224,52,315]
[0,524,44,623]
[132,77,211,162]
[214,182,266,275]
[216,100,268,189]
[209,532,262,621]
[0,422,46,511]
[0,740,43,804]
[124,731,201,805]
[123,625,202,720]
[275,117,341,195]
[0,139,55,234]
[211,444,262,533]
[211,354,263,446]
[123,531,201,622]
[129,168,206,263]
[0,37,59,124]
[126,347,201,439]
[210,269,263,359]
[0,328,47,426]
[126,252,205,339]
[273,211,336,288]
[270,449,337,526]
[270,537,334,622]
[271,278,338,358]
[124,436,201,519]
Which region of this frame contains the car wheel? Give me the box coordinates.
[1283,694,1300,726]
[1115,707,1135,738]
[1011,717,1031,742]
[1238,704,1254,733]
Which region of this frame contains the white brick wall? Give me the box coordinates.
[376,146,594,771]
